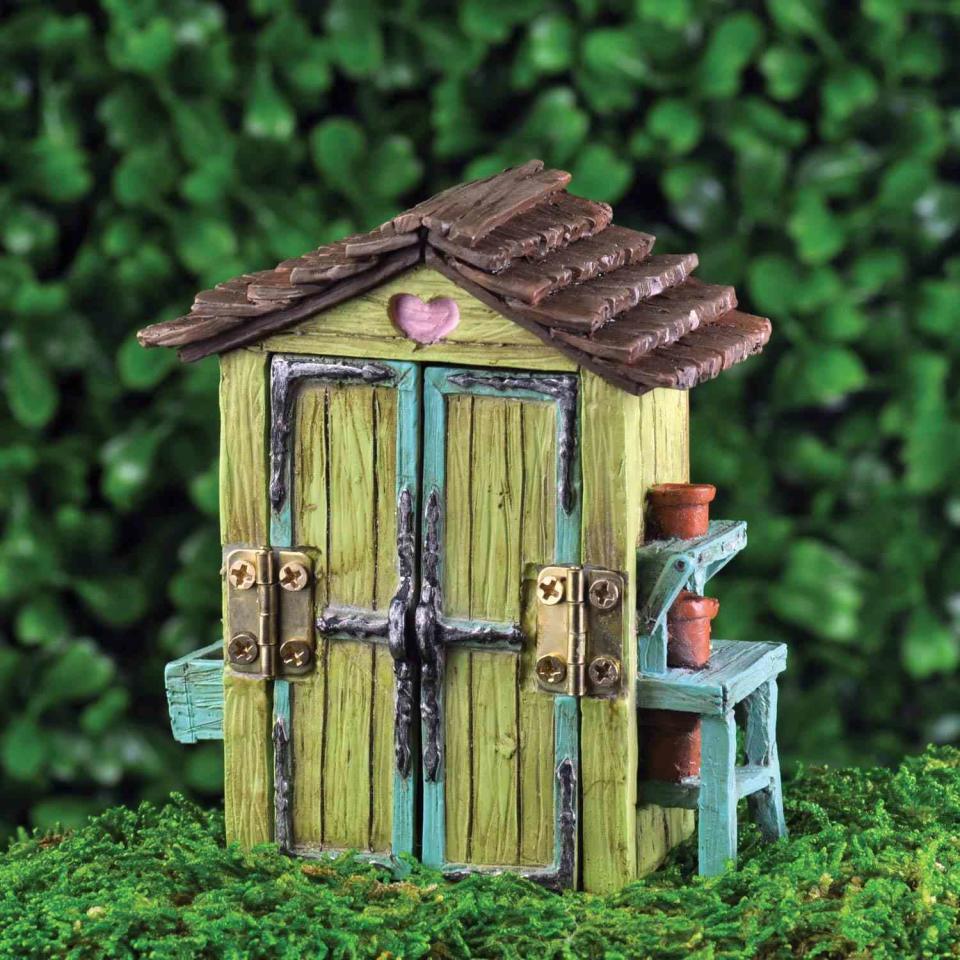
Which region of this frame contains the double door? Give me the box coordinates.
[267,355,581,886]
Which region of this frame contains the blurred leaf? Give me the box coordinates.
[3,336,58,429]
[117,333,177,390]
[74,578,148,628]
[1,717,46,781]
[368,136,423,199]
[29,796,98,831]
[526,15,574,74]
[901,611,959,680]
[770,539,863,642]
[822,66,878,124]
[775,345,868,408]
[184,744,225,793]
[100,427,165,509]
[787,192,845,264]
[748,254,801,314]
[759,45,813,101]
[326,0,383,77]
[15,597,69,647]
[570,145,632,204]
[697,12,764,98]
[35,641,115,709]
[582,29,647,85]
[310,117,366,195]
[647,99,703,155]
[244,64,296,141]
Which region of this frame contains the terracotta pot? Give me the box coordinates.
[640,709,701,782]
[667,591,719,669]
[647,483,716,540]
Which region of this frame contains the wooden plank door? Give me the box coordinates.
[419,366,581,888]
[269,354,419,862]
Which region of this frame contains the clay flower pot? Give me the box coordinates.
[647,483,716,540]
[667,591,719,670]
[640,709,701,782]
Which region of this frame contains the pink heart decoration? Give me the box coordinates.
[388,293,460,344]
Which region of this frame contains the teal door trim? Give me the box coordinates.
[418,364,582,889]
[268,353,420,863]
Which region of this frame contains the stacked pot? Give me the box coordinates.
[640,484,720,783]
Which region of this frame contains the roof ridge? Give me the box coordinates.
[137,160,771,395]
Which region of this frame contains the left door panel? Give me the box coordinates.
[268,355,420,860]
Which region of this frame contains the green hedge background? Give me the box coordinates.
[1,0,958,835]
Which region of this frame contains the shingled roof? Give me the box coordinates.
[138,160,771,395]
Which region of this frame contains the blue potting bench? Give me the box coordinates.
[636,521,788,876]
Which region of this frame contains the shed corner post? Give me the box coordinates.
[219,348,274,848]
[578,371,642,893]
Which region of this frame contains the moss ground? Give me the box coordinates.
[2,747,960,959]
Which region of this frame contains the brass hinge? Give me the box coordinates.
[534,565,625,699]
[224,547,314,679]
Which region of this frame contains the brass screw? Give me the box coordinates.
[279,561,309,592]
[588,577,620,610]
[228,558,256,591]
[280,638,312,669]
[537,574,564,605]
[228,632,258,665]
[588,656,620,688]
[536,654,568,685]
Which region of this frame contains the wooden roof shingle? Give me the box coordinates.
[138,160,771,394]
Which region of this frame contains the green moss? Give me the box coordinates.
[2,748,958,959]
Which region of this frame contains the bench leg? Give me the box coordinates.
[744,679,787,841]
[698,710,737,876]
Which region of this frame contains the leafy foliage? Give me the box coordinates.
[2,748,960,958]
[0,0,958,832]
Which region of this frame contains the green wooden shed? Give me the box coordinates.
[143,160,784,893]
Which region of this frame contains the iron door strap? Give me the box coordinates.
[311,487,419,779]
[416,488,444,783]
[414,486,526,783]
[390,487,417,779]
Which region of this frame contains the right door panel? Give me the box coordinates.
[419,366,581,886]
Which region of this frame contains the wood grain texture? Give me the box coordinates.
[470,651,519,864]
[450,225,654,305]
[290,383,399,853]
[554,279,737,363]
[327,386,377,607]
[259,266,577,372]
[220,350,269,546]
[370,645,397,850]
[441,393,559,869]
[698,711,738,876]
[323,640,374,848]
[391,160,570,243]
[291,671,324,845]
[517,402,558,866]
[223,672,273,846]
[164,642,224,743]
[579,380,691,891]
[744,679,787,842]
[321,385,376,849]
[428,193,613,272]
[220,349,272,848]
[290,386,328,847]
[579,371,641,893]
[466,399,520,865]
[509,254,698,332]
[612,310,773,391]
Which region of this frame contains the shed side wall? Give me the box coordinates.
[220,349,273,847]
[579,377,691,893]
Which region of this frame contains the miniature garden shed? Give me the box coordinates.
[143,160,784,894]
